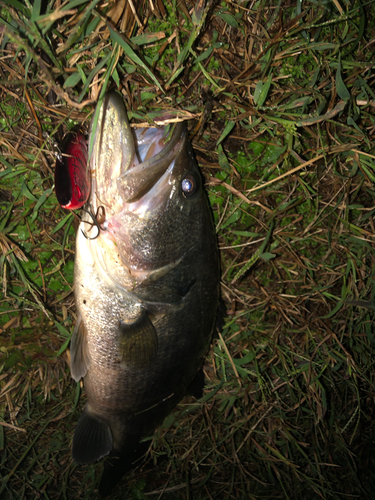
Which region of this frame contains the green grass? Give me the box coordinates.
[1,0,375,498]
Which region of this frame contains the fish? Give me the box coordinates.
[70,92,219,492]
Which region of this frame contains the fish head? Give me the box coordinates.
[85,93,216,293]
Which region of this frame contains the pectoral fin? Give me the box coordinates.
[72,405,112,464]
[119,310,158,369]
[70,314,91,381]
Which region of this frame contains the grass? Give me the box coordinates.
[1,0,375,498]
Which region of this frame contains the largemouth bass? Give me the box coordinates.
[70,92,219,489]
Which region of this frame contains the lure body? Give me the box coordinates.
[55,132,90,210]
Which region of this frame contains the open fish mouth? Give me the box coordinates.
[117,121,186,205]
[90,93,186,215]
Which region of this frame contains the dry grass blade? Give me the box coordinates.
[0,233,28,264]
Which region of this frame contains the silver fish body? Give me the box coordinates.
[70,92,219,468]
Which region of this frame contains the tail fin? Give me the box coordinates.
[72,406,112,464]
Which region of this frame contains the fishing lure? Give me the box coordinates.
[55,132,90,210]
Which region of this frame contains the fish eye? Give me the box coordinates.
[181,174,198,198]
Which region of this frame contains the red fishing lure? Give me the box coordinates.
[55,132,90,210]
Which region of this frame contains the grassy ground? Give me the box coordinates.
[1,0,375,498]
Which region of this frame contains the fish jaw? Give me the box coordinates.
[90,92,135,216]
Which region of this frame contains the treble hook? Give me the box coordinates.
[81,205,107,240]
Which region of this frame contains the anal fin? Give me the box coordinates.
[72,406,112,464]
